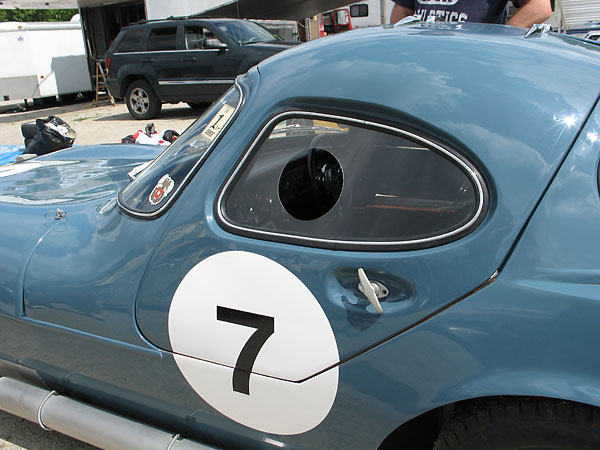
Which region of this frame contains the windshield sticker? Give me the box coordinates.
[201,103,236,141]
[149,174,174,205]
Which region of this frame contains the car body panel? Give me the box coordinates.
[0,23,600,449]
[332,102,600,447]
[136,24,600,381]
[0,144,162,322]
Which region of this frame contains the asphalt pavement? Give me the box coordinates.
[0,97,201,147]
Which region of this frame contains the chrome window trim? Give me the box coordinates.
[114,50,182,55]
[217,111,487,248]
[116,78,245,219]
[182,49,222,53]
[158,80,235,85]
[114,50,222,55]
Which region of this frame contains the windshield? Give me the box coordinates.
[118,84,242,217]
[217,20,279,45]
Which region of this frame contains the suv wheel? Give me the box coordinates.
[126,80,161,120]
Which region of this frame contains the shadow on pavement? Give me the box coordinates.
[0,100,108,125]
[94,106,201,122]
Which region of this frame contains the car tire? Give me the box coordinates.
[125,80,162,120]
[187,102,211,110]
[434,397,600,450]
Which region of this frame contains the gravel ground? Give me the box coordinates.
[0,98,202,147]
[0,410,97,449]
[0,98,201,449]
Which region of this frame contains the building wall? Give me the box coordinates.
[145,0,227,19]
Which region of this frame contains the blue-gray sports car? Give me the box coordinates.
[0,21,599,450]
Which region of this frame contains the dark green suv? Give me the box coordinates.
[106,18,297,119]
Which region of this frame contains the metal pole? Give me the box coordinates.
[380,0,387,25]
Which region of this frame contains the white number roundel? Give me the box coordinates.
[168,251,340,435]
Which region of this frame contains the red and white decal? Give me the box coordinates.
[149,174,174,205]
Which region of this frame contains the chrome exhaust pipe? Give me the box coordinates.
[0,377,214,450]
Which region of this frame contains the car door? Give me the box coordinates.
[133,93,502,436]
[143,24,182,100]
[178,22,238,101]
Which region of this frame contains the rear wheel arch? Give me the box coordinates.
[120,75,150,99]
[377,396,600,450]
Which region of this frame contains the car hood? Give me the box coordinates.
[0,144,162,206]
[0,144,162,317]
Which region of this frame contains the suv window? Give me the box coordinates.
[184,26,222,49]
[216,20,278,45]
[185,26,207,49]
[147,26,178,51]
[221,114,486,250]
[117,28,145,53]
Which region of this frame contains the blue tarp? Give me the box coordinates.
[0,145,24,165]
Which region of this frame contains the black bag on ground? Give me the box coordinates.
[23,116,76,155]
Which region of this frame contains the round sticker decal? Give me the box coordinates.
[168,251,339,435]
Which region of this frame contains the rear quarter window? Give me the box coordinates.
[219,113,487,251]
[147,26,178,51]
[116,28,145,53]
[118,84,243,218]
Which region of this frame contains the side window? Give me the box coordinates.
[116,28,145,53]
[350,4,369,17]
[118,85,242,217]
[204,29,218,40]
[147,26,178,51]
[185,26,206,49]
[221,115,486,250]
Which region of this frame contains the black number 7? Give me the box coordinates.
[216,306,275,395]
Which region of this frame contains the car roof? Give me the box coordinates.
[255,22,600,161]
[124,17,250,29]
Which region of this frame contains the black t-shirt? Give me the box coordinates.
[393,0,510,23]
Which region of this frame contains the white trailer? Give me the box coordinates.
[0,17,92,103]
[554,0,600,34]
[347,0,397,28]
[145,0,227,20]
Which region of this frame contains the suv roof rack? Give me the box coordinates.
[128,15,236,26]
[129,17,182,25]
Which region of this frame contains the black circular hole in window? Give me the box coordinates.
[279,148,343,221]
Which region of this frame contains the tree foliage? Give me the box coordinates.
[0,9,78,22]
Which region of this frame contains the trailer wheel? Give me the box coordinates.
[125,80,161,120]
[59,93,78,103]
[434,397,600,450]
